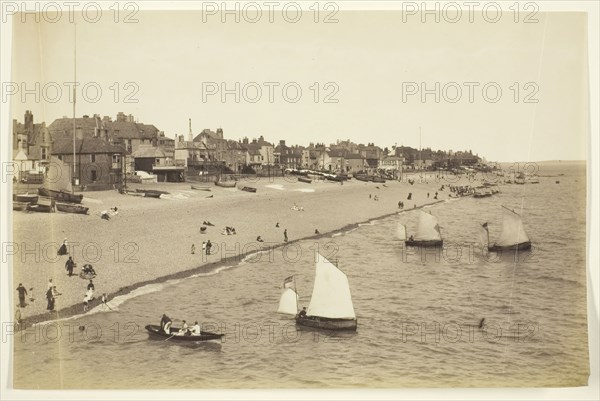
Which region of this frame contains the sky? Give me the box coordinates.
[8,7,589,162]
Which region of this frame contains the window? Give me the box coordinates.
[57,155,63,161]
[90,170,97,182]
[112,154,121,164]
[91,154,96,163]
[41,147,48,160]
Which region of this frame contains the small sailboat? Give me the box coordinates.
[38,156,83,203]
[483,206,531,252]
[294,254,357,331]
[396,221,407,241]
[277,275,299,315]
[405,210,443,247]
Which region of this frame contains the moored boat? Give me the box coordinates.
[145,325,224,342]
[371,176,386,183]
[297,176,312,184]
[290,254,357,331]
[240,186,257,193]
[354,175,369,182]
[483,206,531,252]
[56,202,89,214]
[405,211,443,247]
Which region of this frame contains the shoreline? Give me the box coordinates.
[16,198,448,329]
[12,176,467,329]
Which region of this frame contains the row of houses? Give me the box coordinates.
[12,110,482,189]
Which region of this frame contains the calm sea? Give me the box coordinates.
[13,162,589,388]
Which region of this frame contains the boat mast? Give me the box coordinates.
[72,21,77,193]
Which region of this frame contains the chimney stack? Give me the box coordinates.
[189,118,192,141]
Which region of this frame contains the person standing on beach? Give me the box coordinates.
[16,283,28,307]
[206,240,212,255]
[58,239,68,256]
[65,256,75,277]
[284,229,288,242]
[46,288,55,312]
[191,244,195,255]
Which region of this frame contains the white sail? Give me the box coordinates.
[307,255,355,319]
[496,208,530,246]
[414,211,442,241]
[277,288,298,315]
[43,156,73,192]
[478,224,490,248]
[397,223,407,240]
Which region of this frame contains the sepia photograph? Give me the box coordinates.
[0,1,598,399]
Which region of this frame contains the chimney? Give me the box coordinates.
[116,112,126,122]
[127,114,134,122]
[83,115,89,118]
[242,137,249,145]
[216,128,223,139]
[189,118,192,141]
[279,140,285,146]
[24,110,33,131]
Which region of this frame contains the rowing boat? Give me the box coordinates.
[191,185,212,191]
[56,203,89,214]
[145,325,224,342]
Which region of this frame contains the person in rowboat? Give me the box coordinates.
[298,307,307,318]
[176,320,189,336]
[160,314,172,332]
[190,321,201,336]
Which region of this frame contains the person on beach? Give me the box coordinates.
[202,241,207,253]
[315,229,320,234]
[407,193,412,200]
[15,308,22,329]
[46,288,55,312]
[275,222,280,228]
[58,239,68,256]
[16,283,28,307]
[101,293,109,308]
[101,210,111,220]
[65,256,75,277]
[284,229,288,242]
[427,192,430,198]
[82,264,96,277]
[83,293,90,312]
[47,279,54,291]
[88,280,95,291]
[50,199,56,213]
[191,244,195,255]
[206,240,212,255]
[256,236,264,242]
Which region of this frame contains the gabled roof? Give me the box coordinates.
[51,134,128,155]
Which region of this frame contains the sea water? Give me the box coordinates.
[13,163,588,388]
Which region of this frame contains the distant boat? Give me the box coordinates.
[13,193,38,204]
[294,254,357,331]
[191,185,211,191]
[215,180,236,188]
[483,206,531,252]
[473,187,492,198]
[56,202,89,214]
[145,325,224,343]
[297,176,312,184]
[515,172,526,185]
[405,210,443,247]
[38,187,83,203]
[278,283,299,315]
[240,186,257,193]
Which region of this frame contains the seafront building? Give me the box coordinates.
[12,111,485,188]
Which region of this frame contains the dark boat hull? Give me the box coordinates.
[297,177,312,184]
[405,239,443,247]
[488,241,531,252]
[191,185,212,191]
[27,204,52,213]
[240,186,257,193]
[295,315,357,331]
[355,175,369,182]
[371,177,386,183]
[145,325,224,342]
[13,201,30,211]
[56,203,89,214]
[144,192,161,198]
[38,187,83,203]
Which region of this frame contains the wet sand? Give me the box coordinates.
[12,173,476,327]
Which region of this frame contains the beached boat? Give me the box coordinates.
[405,211,443,247]
[240,186,257,193]
[26,203,52,213]
[325,175,343,182]
[473,188,492,198]
[56,202,89,214]
[38,187,83,203]
[297,176,312,184]
[515,172,526,185]
[13,201,30,211]
[135,189,169,195]
[483,206,531,252]
[145,325,224,342]
[354,175,369,182]
[371,176,386,183]
[13,193,38,204]
[215,181,237,188]
[191,185,212,191]
[293,254,357,331]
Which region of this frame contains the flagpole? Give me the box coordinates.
[72,21,77,193]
